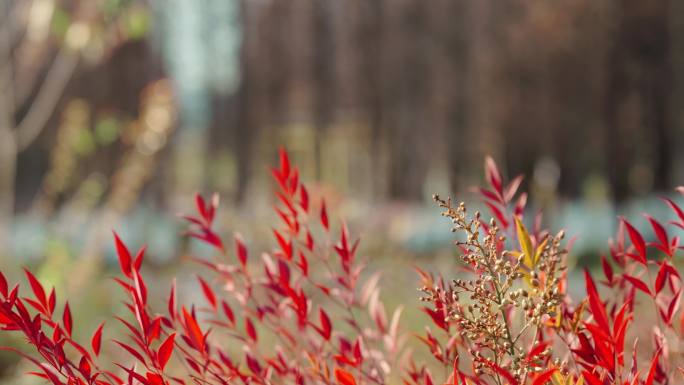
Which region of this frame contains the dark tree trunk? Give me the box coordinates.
[312,0,335,180]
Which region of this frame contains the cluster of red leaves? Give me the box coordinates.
[0,149,402,385]
[417,158,684,385]
[5,150,684,385]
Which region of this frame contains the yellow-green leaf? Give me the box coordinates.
[534,237,548,266]
[515,217,534,268]
[552,371,566,385]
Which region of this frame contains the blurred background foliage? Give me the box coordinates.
[2,0,684,382]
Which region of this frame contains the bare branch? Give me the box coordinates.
[14,48,78,151]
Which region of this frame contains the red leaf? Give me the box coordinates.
[645,350,661,385]
[245,352,262,374]
[235,234,248,268]
[646,215,669,255]
[23,269,47,309]
[483,201,509,229]
[504,175,525,202]
[624,274,652,296]
[532,368,556,385]
[63,303,73,336]
[279,147,291,180]
[526,342,549,361]
[483,360,518,385]
[157,333,176,370]
[662,197,684,226]
[478,188,501,203]
[79,355,91,378]
[113,232,133,277]
[168,279,177,321]
[0,271,7,297]
[221,301,235,325]
[133,245,146,272]
[582,370,603,385]
[584,270,610,331]
[601,256,614,285]
[297,251,309,276]
[273,229,293,260]
[622,219,647,264]
[299,185,309,212]
[196,194,208,222]
[113,340,146,363]
[666,290,681,324]
[182,307,205,352]
[146,372,165,385]
[321,199,330,231]
[245,317,257,342]
[485,156,503,196]
[91,322,104,356]
[319,309,332,340]
[47,288,56,315]
[656,262,669,294]
[421,307,447,332]
[197,277,217,310]
[305,230,314,251]
[334,368,357,385]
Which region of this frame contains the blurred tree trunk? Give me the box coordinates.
[234,2,255,203]
[266,0,292,128]
[0,5,16,255]
[605,2,634,203]
[672,0,684,183]
[0,106,16,259]
[605,0,673,200]
[445,0,471,194]
[312,0,335,180]
[387,0,430,201]
[649,0,673,192]
[356,0,385,199]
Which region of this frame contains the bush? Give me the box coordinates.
[0,150,682,385]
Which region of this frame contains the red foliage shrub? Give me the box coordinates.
[0,149,402,385]
[414,158,684,385]
[1,150,684,385]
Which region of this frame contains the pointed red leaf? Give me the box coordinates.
[245,317,257,342]
[656,262,669,294]
[532,368,557,385]
[0,271,7,298]
[299,185,309,212]
[483,360,518,385]
[646,215,669,255]
[63,303,73,336]
[279,147,291,180]
[113,232,133,277]
[334,368,357,385]
[319,308,332,340]
[623,219,647,264]
[91,322,105,356]
[601,255,614,285]
[157,333,176,370]
[182,307,205,352]
[235,234,248,268]
[168,279,177,321]
[624,274,652,296]
[221,300,235,325]
[645,350,661,385]
[584,270,610,331]
[485,156,503,196]
[321,199,329,231]
[23,269,47,309]
[662,197,684,225]
[197,276,217,310]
